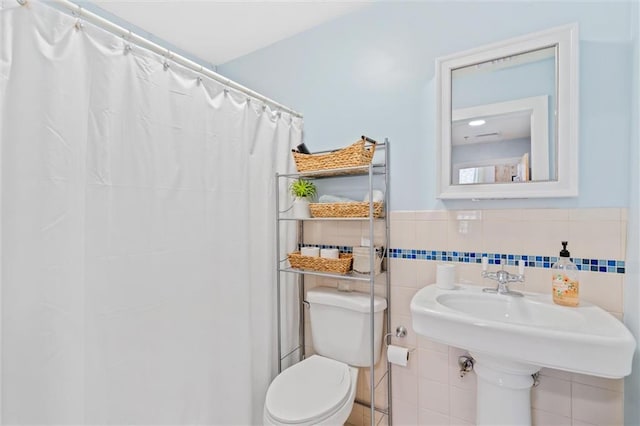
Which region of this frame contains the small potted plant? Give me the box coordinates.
[289,178,317,219]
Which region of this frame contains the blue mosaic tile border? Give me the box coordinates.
[298,245,626,274]
[388,249,625,274]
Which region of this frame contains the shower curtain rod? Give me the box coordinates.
[17,0,303,118]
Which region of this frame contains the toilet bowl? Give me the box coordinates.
[264,287,387,426]
[263,355,358,425]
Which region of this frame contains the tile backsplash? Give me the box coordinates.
[304,208,627,426]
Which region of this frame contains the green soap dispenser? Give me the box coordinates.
[551,241,579,307]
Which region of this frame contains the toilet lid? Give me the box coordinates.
[265,355,352,424]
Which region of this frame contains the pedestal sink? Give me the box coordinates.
[410,284,636,426]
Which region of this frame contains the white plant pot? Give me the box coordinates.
[292,198,311,219]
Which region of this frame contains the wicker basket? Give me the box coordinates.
[287,252,353,274]
[309,202,384,218]
[292,138,375,173]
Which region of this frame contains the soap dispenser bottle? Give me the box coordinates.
[551,241,579,307]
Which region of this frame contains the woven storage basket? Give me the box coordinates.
[309,202,384,218]
[292,138,375,173]
[287,252,353,274]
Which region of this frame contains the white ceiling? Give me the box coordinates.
[452,111,532,146]
[89,1,373,66]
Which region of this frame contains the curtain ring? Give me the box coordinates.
[163,49,172,70]
[197,67,204,85]
[122,31,132,54]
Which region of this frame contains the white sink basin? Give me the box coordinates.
[411,284,635,379]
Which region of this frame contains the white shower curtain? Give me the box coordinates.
[0,2,301,424]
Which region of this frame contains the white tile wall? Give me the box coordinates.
[531,408,572,426]
[572,382,624,425]
[531,375,572,418]
[304,208,627,426]
[449,385,476,423]
[418,407,451,426]
[418,377,450,415]
[417,349,448,384]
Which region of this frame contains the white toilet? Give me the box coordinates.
[264,286,387,425]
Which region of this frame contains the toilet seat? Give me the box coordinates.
[264,355,356,425]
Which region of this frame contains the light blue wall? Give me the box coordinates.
[219,1,635,211]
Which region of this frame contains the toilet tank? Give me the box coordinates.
[307,287,387,367]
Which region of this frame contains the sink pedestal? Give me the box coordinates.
[471,353,540,426]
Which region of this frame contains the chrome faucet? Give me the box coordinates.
[481,257,525,297]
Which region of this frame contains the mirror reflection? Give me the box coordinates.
[450,46,557,186]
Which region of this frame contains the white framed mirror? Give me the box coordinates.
[437,24,579,199]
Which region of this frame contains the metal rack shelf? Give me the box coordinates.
[277,163,387,179]
[274,138,392,426]
[278,267,384,281]
[278,217,385,222]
